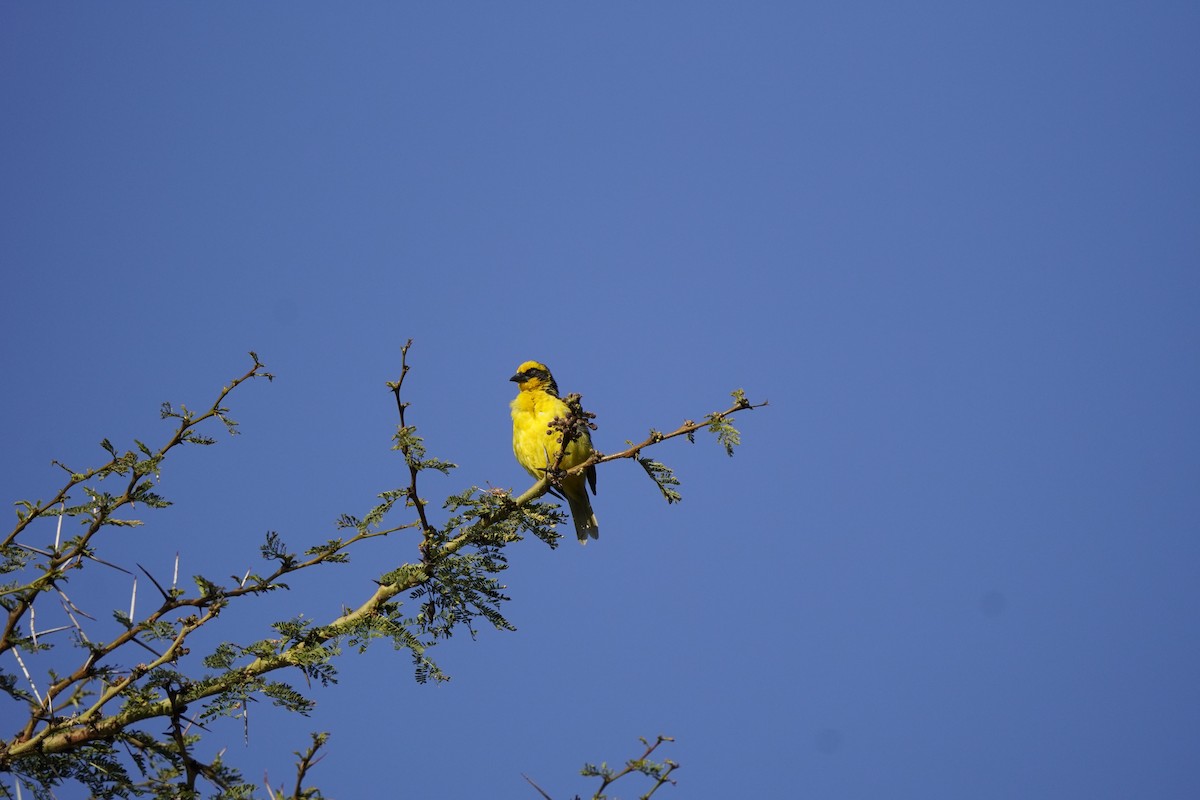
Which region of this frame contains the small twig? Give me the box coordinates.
[522,772,554,800]
[389,339,437,560]
[593,735,678,799]
[81,552,133,575]
[167,698,200,792]
[56,585,95,621]
[568,399,767,477]
[129,636,163,659]
[56,588,93,646]
[136,564,171,602]
[290,732,330,799]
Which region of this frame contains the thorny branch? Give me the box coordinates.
[583,396,766,471]
[1,345,759,798]
[389,338,437,560]
[2,355,274,660]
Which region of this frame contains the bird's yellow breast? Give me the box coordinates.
[511,390,591,477]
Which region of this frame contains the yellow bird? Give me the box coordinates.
[510,360,599,543]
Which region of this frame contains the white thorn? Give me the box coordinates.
[54,502,65,550]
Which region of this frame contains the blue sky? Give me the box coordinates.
[2,4,1198,798]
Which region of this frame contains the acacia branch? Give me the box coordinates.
[579,397,767,473]
[388,339,436,558]
[1,356,273,657]
[592,735,679,800]
[8,551,433,758]
[2,347,759,796]
[4,355,271,549]
[9,523,403,755]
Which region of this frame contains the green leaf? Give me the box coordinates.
[638,457,683,504]
[705,412,741,457]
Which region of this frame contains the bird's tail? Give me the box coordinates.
[567,492,599,545]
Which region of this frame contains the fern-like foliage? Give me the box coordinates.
[638,457,683,504]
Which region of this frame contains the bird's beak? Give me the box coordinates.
[509,373,524,383]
